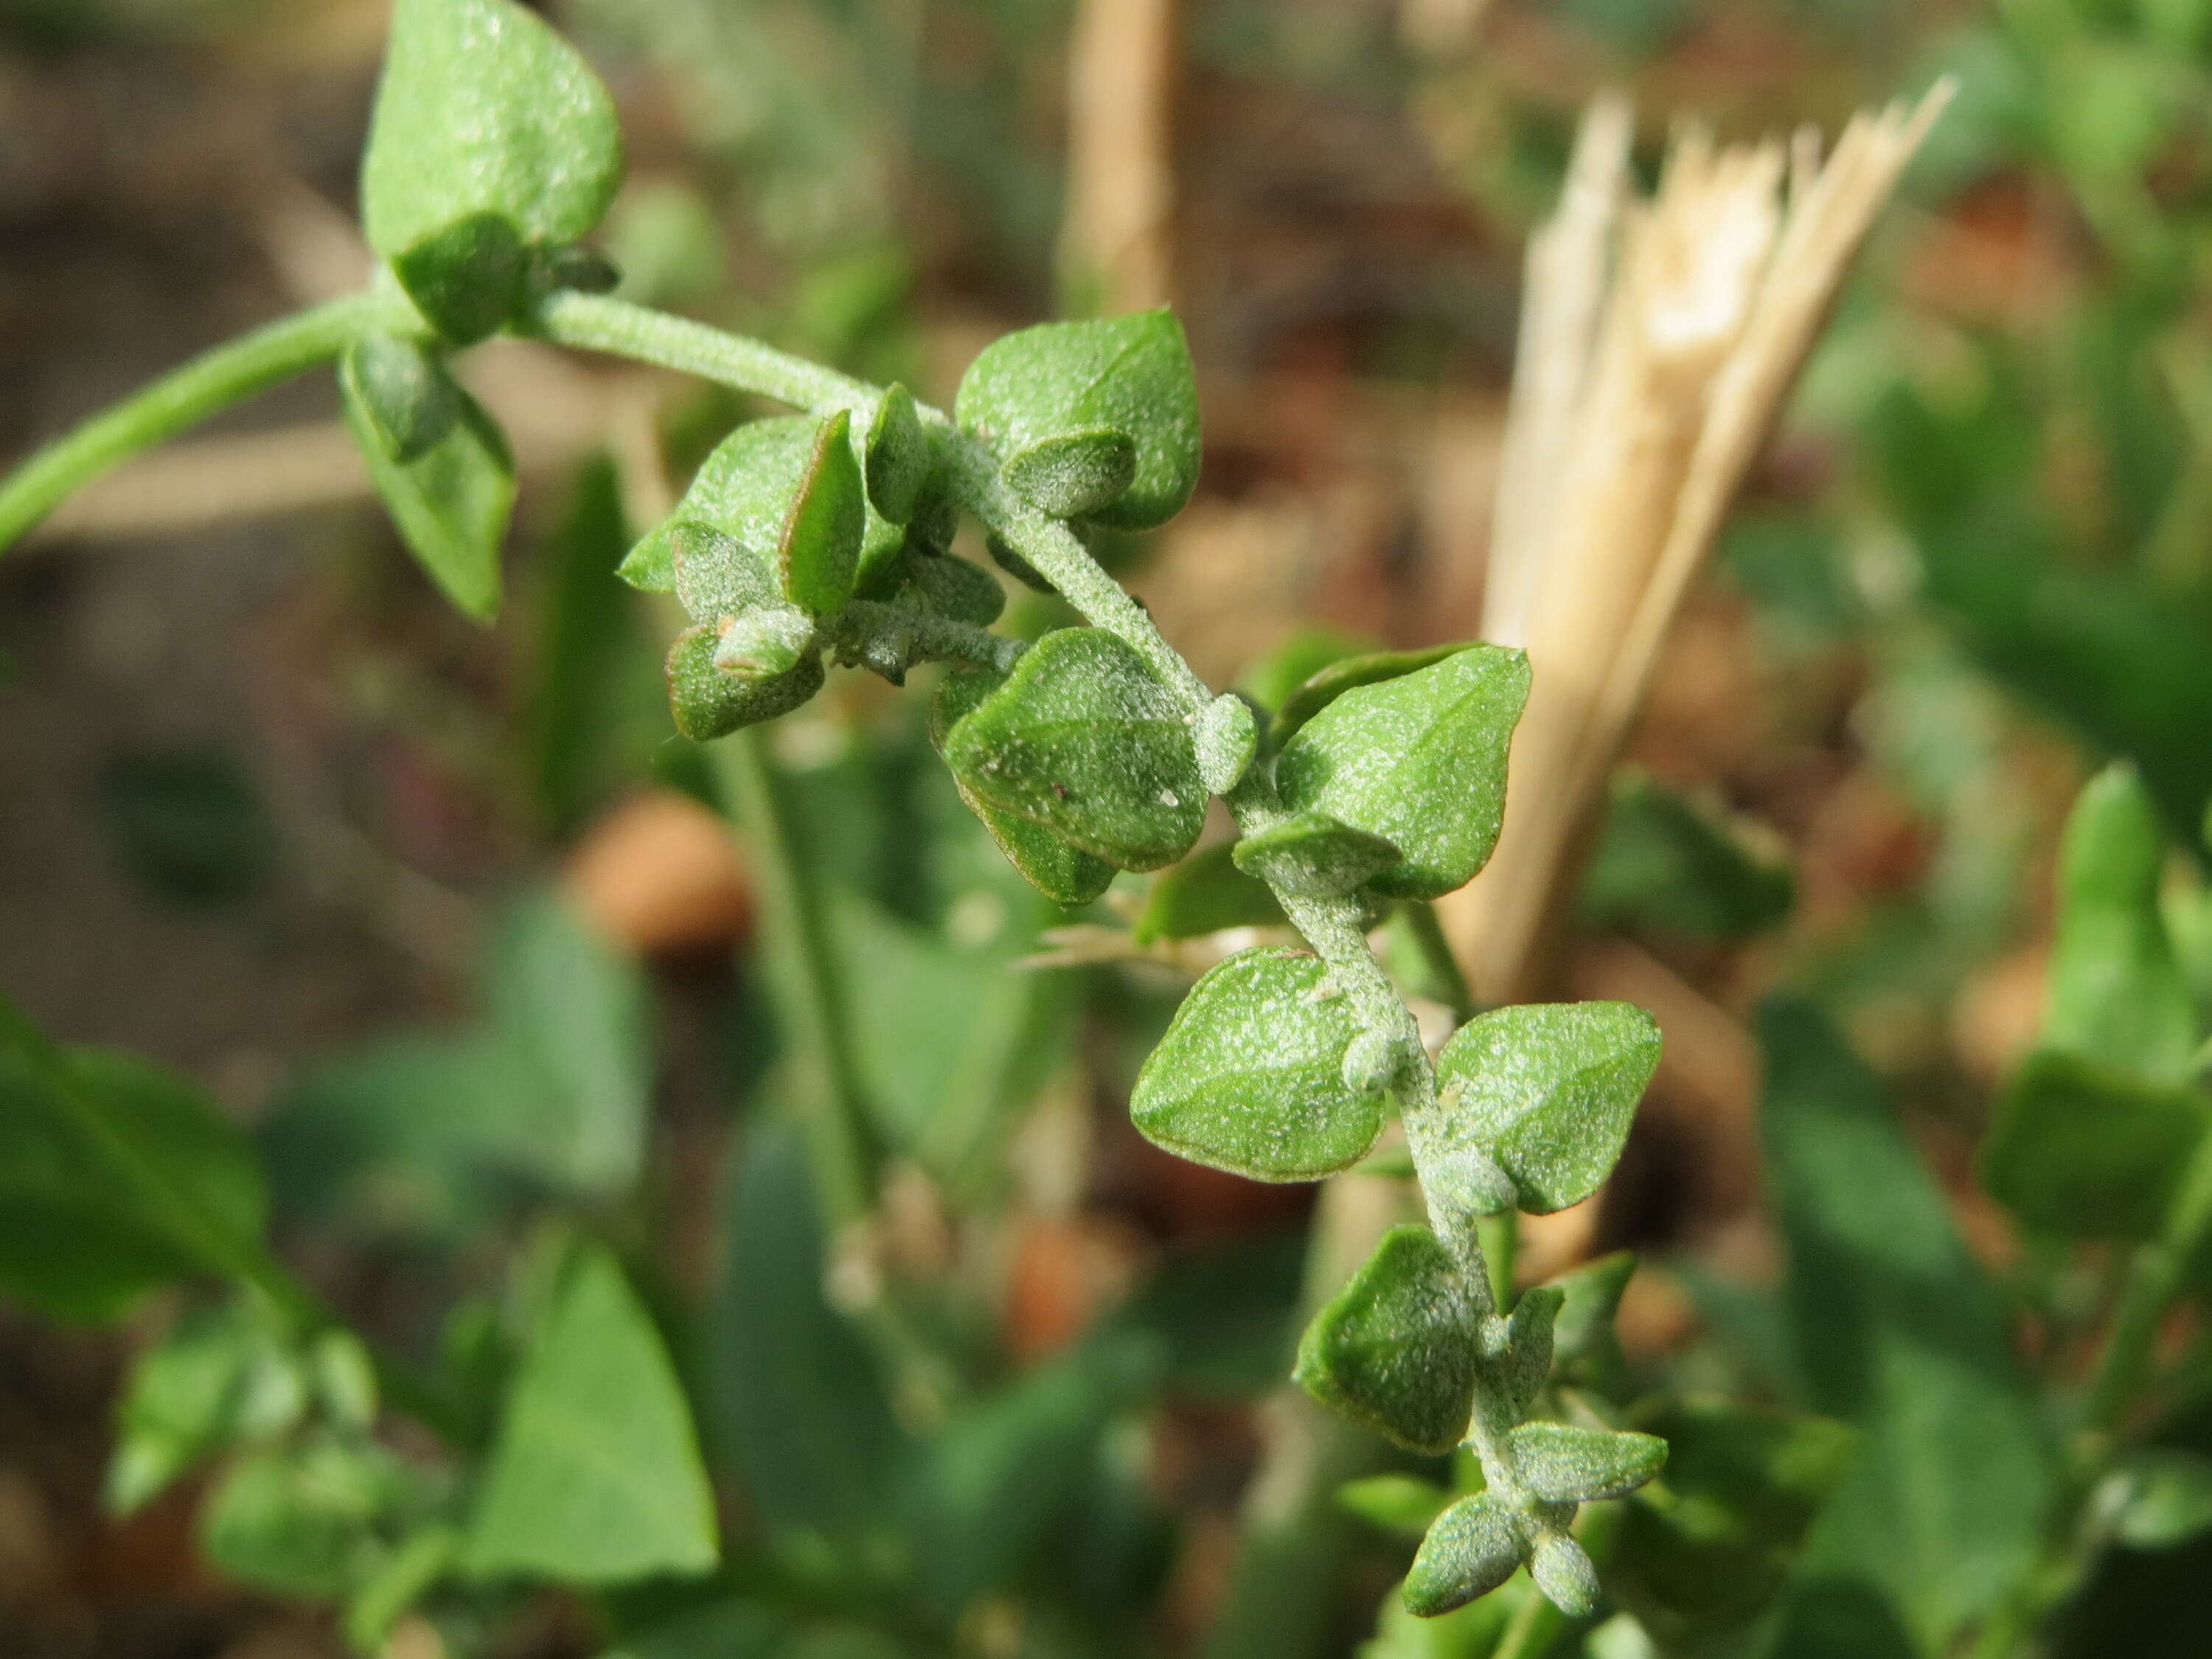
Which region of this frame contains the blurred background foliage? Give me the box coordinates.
[6,1,2212,1658]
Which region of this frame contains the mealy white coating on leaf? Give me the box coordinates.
[1293,1225,1484,1453]
[1507,1422,1667,1503]
[1433,1001,1663,1214]
[1273,646,1530,900]
[1528,1531,1599,1618]
[1194,694,1259,795]
[1132,947,1386,1181]
[1232,812,1403,898]
[1403,1492,1528,1616]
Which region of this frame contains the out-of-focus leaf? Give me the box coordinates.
[0,1000,266,1321]
[1338,1474,1453,1540]
[1133,841,1287,943]
[1979,1048,2210,1239]
[1761,997,2053,1653]
[201,1434,411,1599]
[1104,1231,1305,1396]
[2107,1450,2212,1550]
[341,367,513,620]
[464,1245,717,1582]
[107,1299,305,1514]
[1579,771,1794,942]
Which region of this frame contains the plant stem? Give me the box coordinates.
[2081,1124,2212,1437]
[0,293,396,553]
[1404,900,1477,1025]
[830,598,1027,676]
[529,291,875,413]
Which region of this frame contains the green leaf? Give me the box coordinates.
[107,1300,305,1514]
[1338,1473,1454,1539]
[1293,1225,1481,1453]
[201,1434,408,1599]
[1402,1493,1528,1617]
[341,364,512,621]
[1132,947,1388,1182]
[1274,647,1530,900]
[864,382,931,522]
[1431,1002,1662,1215]
[1002,428,1139,519]
[1270,644,1467,748]
[1528,1532,1599,1618]
[1979,1048,2211,1239]
[1194,693,1260,795]
[1231,812,1402,897]
[341,334,460,462]
[1239,626,1375,717]
[940,627,1205,871]
[931,666,1116,906]
[597,1600,799,1659]
[1506,1422,1666,1502]
[388,212,526,344]
[0,1001,267,1321]
[1761,997,2052,1653]
[1484,1283,1563,1414]
[779,410,866,616]
[1132,840,1287,943]
[2044,764,2199,1083]
[666,625,824,742]
[894,550,1006,627]
[345,1522,459,1654]
[362,0,623,330]
[1548,1251,1635,1395]
[956,310,1201,530]
[464,1245,718,1583]
[1607,1399,1856,1655]
[2108,1451,2212,1549]
[1579,770,1795,942]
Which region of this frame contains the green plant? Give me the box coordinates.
[0,0,1674,1635]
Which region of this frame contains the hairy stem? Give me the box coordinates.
[829,597,1028,677]
[529,291,874,414]
[0,292,399,553]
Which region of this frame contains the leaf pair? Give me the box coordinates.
[959,312,1200,529]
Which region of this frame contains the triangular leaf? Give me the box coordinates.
[863,383,931,523]
[1431,1001,1662,1214]
[956,311,1201,529]
[1293,1224,1481,1453]
[1133,947,1386,1182]
[665,625,823,742]
[931,667,1116,907]
[1274,646,1530,900]
[464,1245,718,1582]
[341,363,512,620]
[940,627,1204,871]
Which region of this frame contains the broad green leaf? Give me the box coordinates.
[780,410,865,616]
[940,627,1204,871]
[1761,997,2052,1653]
[1979,1048,2210,1239]
[1132,947,1387,1181]
[362,0,623,330]
[931,666,1116,906]
[388,213,526,344]
[0,1000,266,1321]
[341,334,460,462]
[666,625,824,742]
[1404,1493,1526,1618]
[2044,764,2198,1083]
[201,1434,409,1599]
[341,365,512,620]
[1002,428,1139,518]
[464,1245,717,1582]
[712,1116,902,1546]
[1579,770,1795,942]
[1338,1473,1454,1539]
[864,383,931,522]
[1132,840,1287,943]
[1274,647,1530,900]
[1432,1002,1662,1214]
[1232,812,1402,897]
[1506,1422,1666,1502]
[1270,644,1467,747]
[1293,1225,1481,1453]
[108,1301,305,1514]
[1607,1399,1856,1656]
[956,311,1201,529]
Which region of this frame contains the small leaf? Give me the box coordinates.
[1978,1048,2210,1239]
[341,368,512,621]
[896,551,1006,627]
[931,667,1116,907]
[1232,812,1402,897]
[940,627,1204,870]
[1339,1473,1453,1539]
[1340,1027,1419,1098]
[363,0,623,323]
[864,383,931,522]
[201,1434,407,1599]
[1274,646,1530,899]
[780,410,865,616]
[1484,1284,1564,1413]
[1403,1493,1528,1616]
[665,626,823,742]
[389,212,526,344]
[464,1246,718,1583]
[1548,1251,1635,1394]
[1003,428,1139,518]
[1432,1002,1663,1214]
[712,607,814,680]
[1529,1531,1599,1618]
[956,311,1201,529]
[107,1301,302,1514]
[341,334,459,462]
[1270,643,1467,746]
[1239,626,1375,717]
[1133,841,1287,943]
[1195,694,1260,795]
[671,521,778,624]
[1133,947,1388,1182]
[1509,1422,1667,1502]
[1293,1225,1481,1453]
[344,1523,459,1654]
